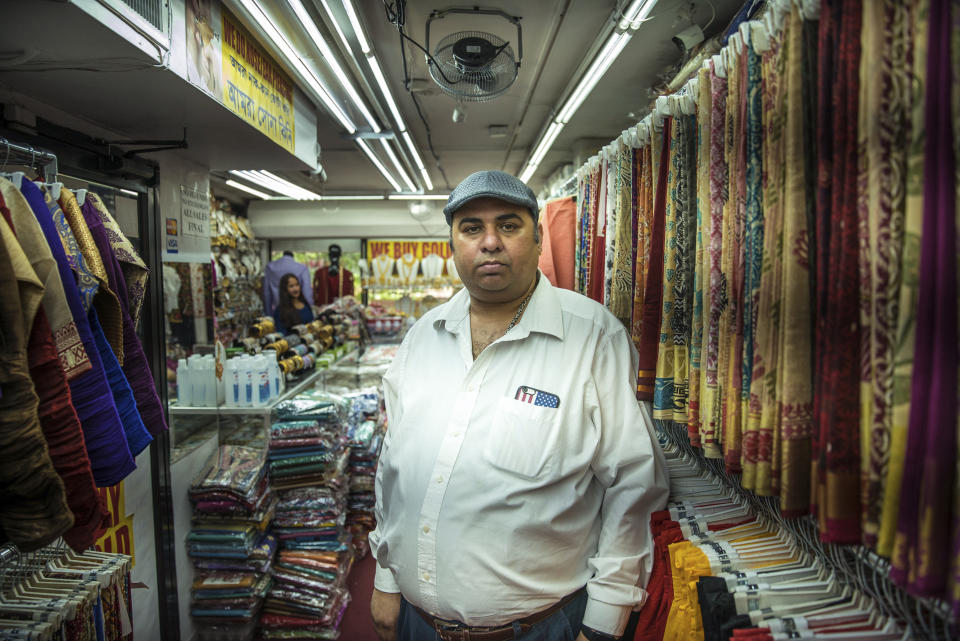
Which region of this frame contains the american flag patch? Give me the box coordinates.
[514,386,560,408]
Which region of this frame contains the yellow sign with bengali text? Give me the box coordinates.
[95,483,135,566]
[221,9,295,153]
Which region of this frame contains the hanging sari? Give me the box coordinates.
[740,36,766,491]
[856,0,914,547]
[891,0,958,597]
[689,67,713,448]
[611,143,635,328]
[777,6,816,517]
[878,0,929,559]
[702,62,729,460]
[638,120,672,402]
[632,145,653,351]
[748,23,785,498]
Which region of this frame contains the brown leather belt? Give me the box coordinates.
[410,590,581,641]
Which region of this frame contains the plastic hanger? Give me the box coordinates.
[0,171,25,190]
[74,188,87,204]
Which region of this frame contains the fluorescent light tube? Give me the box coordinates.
[367,55,405,129]
[620,0,656,29]
[287,0,380,132]
[226,179,272,199]
[317,0,351,52]
[342,0,371,54]
[259,170,321,199]
[358,139,402,191]
[118,188,139,197]
[519,164,537,183]
[379,139,417,192]
[400,131,433,190]
[244,0,357,133]
[418,166,434,191]
[557,32,632,124]
[318,194,386,200]
[529,121,564,167]
[387,194,449,200]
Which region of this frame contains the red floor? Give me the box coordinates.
[340,552,380,640]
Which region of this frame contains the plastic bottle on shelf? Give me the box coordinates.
[240,355,254,408]
[203,356,218,407]
[177,358,192,406]
[255,355,271,406]
[224,359,238,407]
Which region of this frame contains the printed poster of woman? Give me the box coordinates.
[186,0,222,97]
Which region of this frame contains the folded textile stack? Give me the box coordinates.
[339,388,385,558]
[265,391,354,638]
[187,445,276,641]
[268,395,349,491]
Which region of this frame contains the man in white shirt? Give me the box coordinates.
[369,170,669,641]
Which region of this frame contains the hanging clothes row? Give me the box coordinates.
[0,541,133,641]
[643,432,923,641]
[571,0,960,615]
[0,158,167,555]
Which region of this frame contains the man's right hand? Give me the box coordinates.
[370,588,402,641]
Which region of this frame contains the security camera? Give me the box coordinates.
[672,24,704,54]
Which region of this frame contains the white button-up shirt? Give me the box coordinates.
[369,275,669,636]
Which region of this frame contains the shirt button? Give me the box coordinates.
[422,573,431,581]
[422,525,430,534]
[435,475,444,484]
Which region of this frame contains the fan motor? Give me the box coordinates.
[451,36,499,72]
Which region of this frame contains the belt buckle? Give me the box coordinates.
[434,620,467,641]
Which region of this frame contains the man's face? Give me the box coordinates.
[450,197,542,303]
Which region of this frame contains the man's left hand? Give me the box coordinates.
[576,634,589,641]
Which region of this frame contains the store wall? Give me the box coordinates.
[248,200,450,239]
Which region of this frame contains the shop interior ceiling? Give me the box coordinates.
[0,0,743,217]
[317,0,743,195]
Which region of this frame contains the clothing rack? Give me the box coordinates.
[658,422,955,641]
[0,137,58,183]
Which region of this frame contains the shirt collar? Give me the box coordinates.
[433,270,564,340]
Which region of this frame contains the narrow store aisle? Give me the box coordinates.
[339,554,379,640]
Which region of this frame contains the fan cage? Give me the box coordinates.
[429,30,518,102]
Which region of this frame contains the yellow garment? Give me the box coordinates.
[662,542,710,641]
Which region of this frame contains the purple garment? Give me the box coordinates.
[263,255,313,313]
[20,180,135,486]
[81,199,167,436]
[891,0,958,596]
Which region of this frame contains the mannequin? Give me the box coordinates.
[313,243,355,305]
[421,253,444,281]
[446,255,461,283]
[396,252,420,286]
[372,253,395,286]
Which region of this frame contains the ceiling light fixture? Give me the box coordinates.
[317,0,433,191]
[225,179,272,200]
[379,139,418,192]
[357,139,402,191]
[228,170,321,200]
[519,0,655,184]
[286,0,380,132]
[341,0,371,54]
[387,194,450,200]
[317,194,386,200]
[242,0,356,134]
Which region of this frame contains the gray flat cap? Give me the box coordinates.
[443,170,539,226]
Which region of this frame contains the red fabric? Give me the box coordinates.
[634,511,683,641]
[538,197,577,290]
[0,201,107,551]
[636,118,672,401]
[313,266,355,305]
[587,172,606,302]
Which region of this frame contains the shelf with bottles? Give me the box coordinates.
[169,345,358,416]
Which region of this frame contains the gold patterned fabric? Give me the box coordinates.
[88,193,149,330]
[59,188,125,364]
[0,180,92,381]
[879,0,928,559]
[610,142,635,329]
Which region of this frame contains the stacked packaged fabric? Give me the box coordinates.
[339,388,385,558]
[262,392,354,638]
[268,395,349,491]
[187,445,276,641]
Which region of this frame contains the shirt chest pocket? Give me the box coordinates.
[482,396,562,478]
